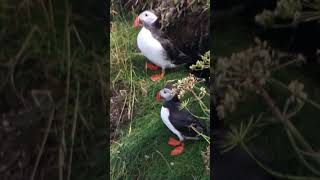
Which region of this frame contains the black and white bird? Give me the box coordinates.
[134,10,196,81]
[156,85,207,155]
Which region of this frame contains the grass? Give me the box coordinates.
[0,1,106,179]
[110,13,210,179]
[111,112,208,179]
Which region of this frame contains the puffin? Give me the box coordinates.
[134,10,196,81]
[156,85,207,155]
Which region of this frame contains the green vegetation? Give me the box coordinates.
[0,1,106,179]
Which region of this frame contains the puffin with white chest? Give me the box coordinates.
[134,10,196,81]
[156,85,207,155]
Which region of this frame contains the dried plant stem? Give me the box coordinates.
[190,126,210,144]
[269,78,320,110]
[128,63,136,135]
[30,108,55,180]
[271,58,303,71]
[67,80,80,180]
[190,90,209,116]
[256,83,314,152]
[193,86,210,96]
[286,129,320,175]
[184,106,208,120]
[7,26,39,107]
[116,95,128,129]
[256,83,320,173]
[60,3,71,180]
[241,142,320,180]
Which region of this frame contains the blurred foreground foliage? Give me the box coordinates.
[0,0,106,179]
[214,39,320,179]
[256,0,320,27]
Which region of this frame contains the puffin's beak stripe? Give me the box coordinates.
[133,16,140,28]
[156,91,161,101]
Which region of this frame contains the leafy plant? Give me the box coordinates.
[168,52,211,173]
[256,0,320,28]
[190,51,210,71]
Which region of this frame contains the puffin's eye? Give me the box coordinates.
[145,13,148,17]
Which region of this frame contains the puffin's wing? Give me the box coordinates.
[169,108,206,136]
[158,38,195,64]
[149,26,195,64]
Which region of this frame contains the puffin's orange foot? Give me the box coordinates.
[150,73,163,81]
[168,137,182,146]
[145,63,159,71]
[170,143,184,156]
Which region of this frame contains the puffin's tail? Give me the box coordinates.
[195,120,211,141]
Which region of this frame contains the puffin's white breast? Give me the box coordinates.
[137,27,176,69]
[160,106,183,141]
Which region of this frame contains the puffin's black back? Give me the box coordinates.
[145,24,196,65]
[164,98,207,137]
[146,19,210,81]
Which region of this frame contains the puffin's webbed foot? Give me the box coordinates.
[168,137,182,146]
[170,143,184,156]
[150,69,165,81]
[145,63,159,71]
[150,73,163,81]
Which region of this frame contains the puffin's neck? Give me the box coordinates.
[143,20,161,32]
[169,96,179,102]
[164,96,180,107]
[142,21,167,43]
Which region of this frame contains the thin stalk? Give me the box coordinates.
[155,150,172,172]
[184,106,208,120]
[269,78,320,110]
[30,108,55,180]
[67,80,80,180]
[257,83,314,150]
[60,3,71,180]
[256,83,318,164]
[190,90,209,116]
[241,143,320,180]
[190,126,210,144]
[286,129,320,175]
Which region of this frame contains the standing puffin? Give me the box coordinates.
[156,85,207,155]
[134,10,196,81]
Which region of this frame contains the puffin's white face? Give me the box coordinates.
[158,87,175,101]
[134,10,158,28]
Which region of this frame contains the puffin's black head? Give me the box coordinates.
[133,10,158,28]
[156,84,175,102]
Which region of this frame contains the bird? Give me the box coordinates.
[156,84,207,155]
[133,10,196,81]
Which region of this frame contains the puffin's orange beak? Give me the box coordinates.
[156,91,161,101]
[134,16,140,28]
